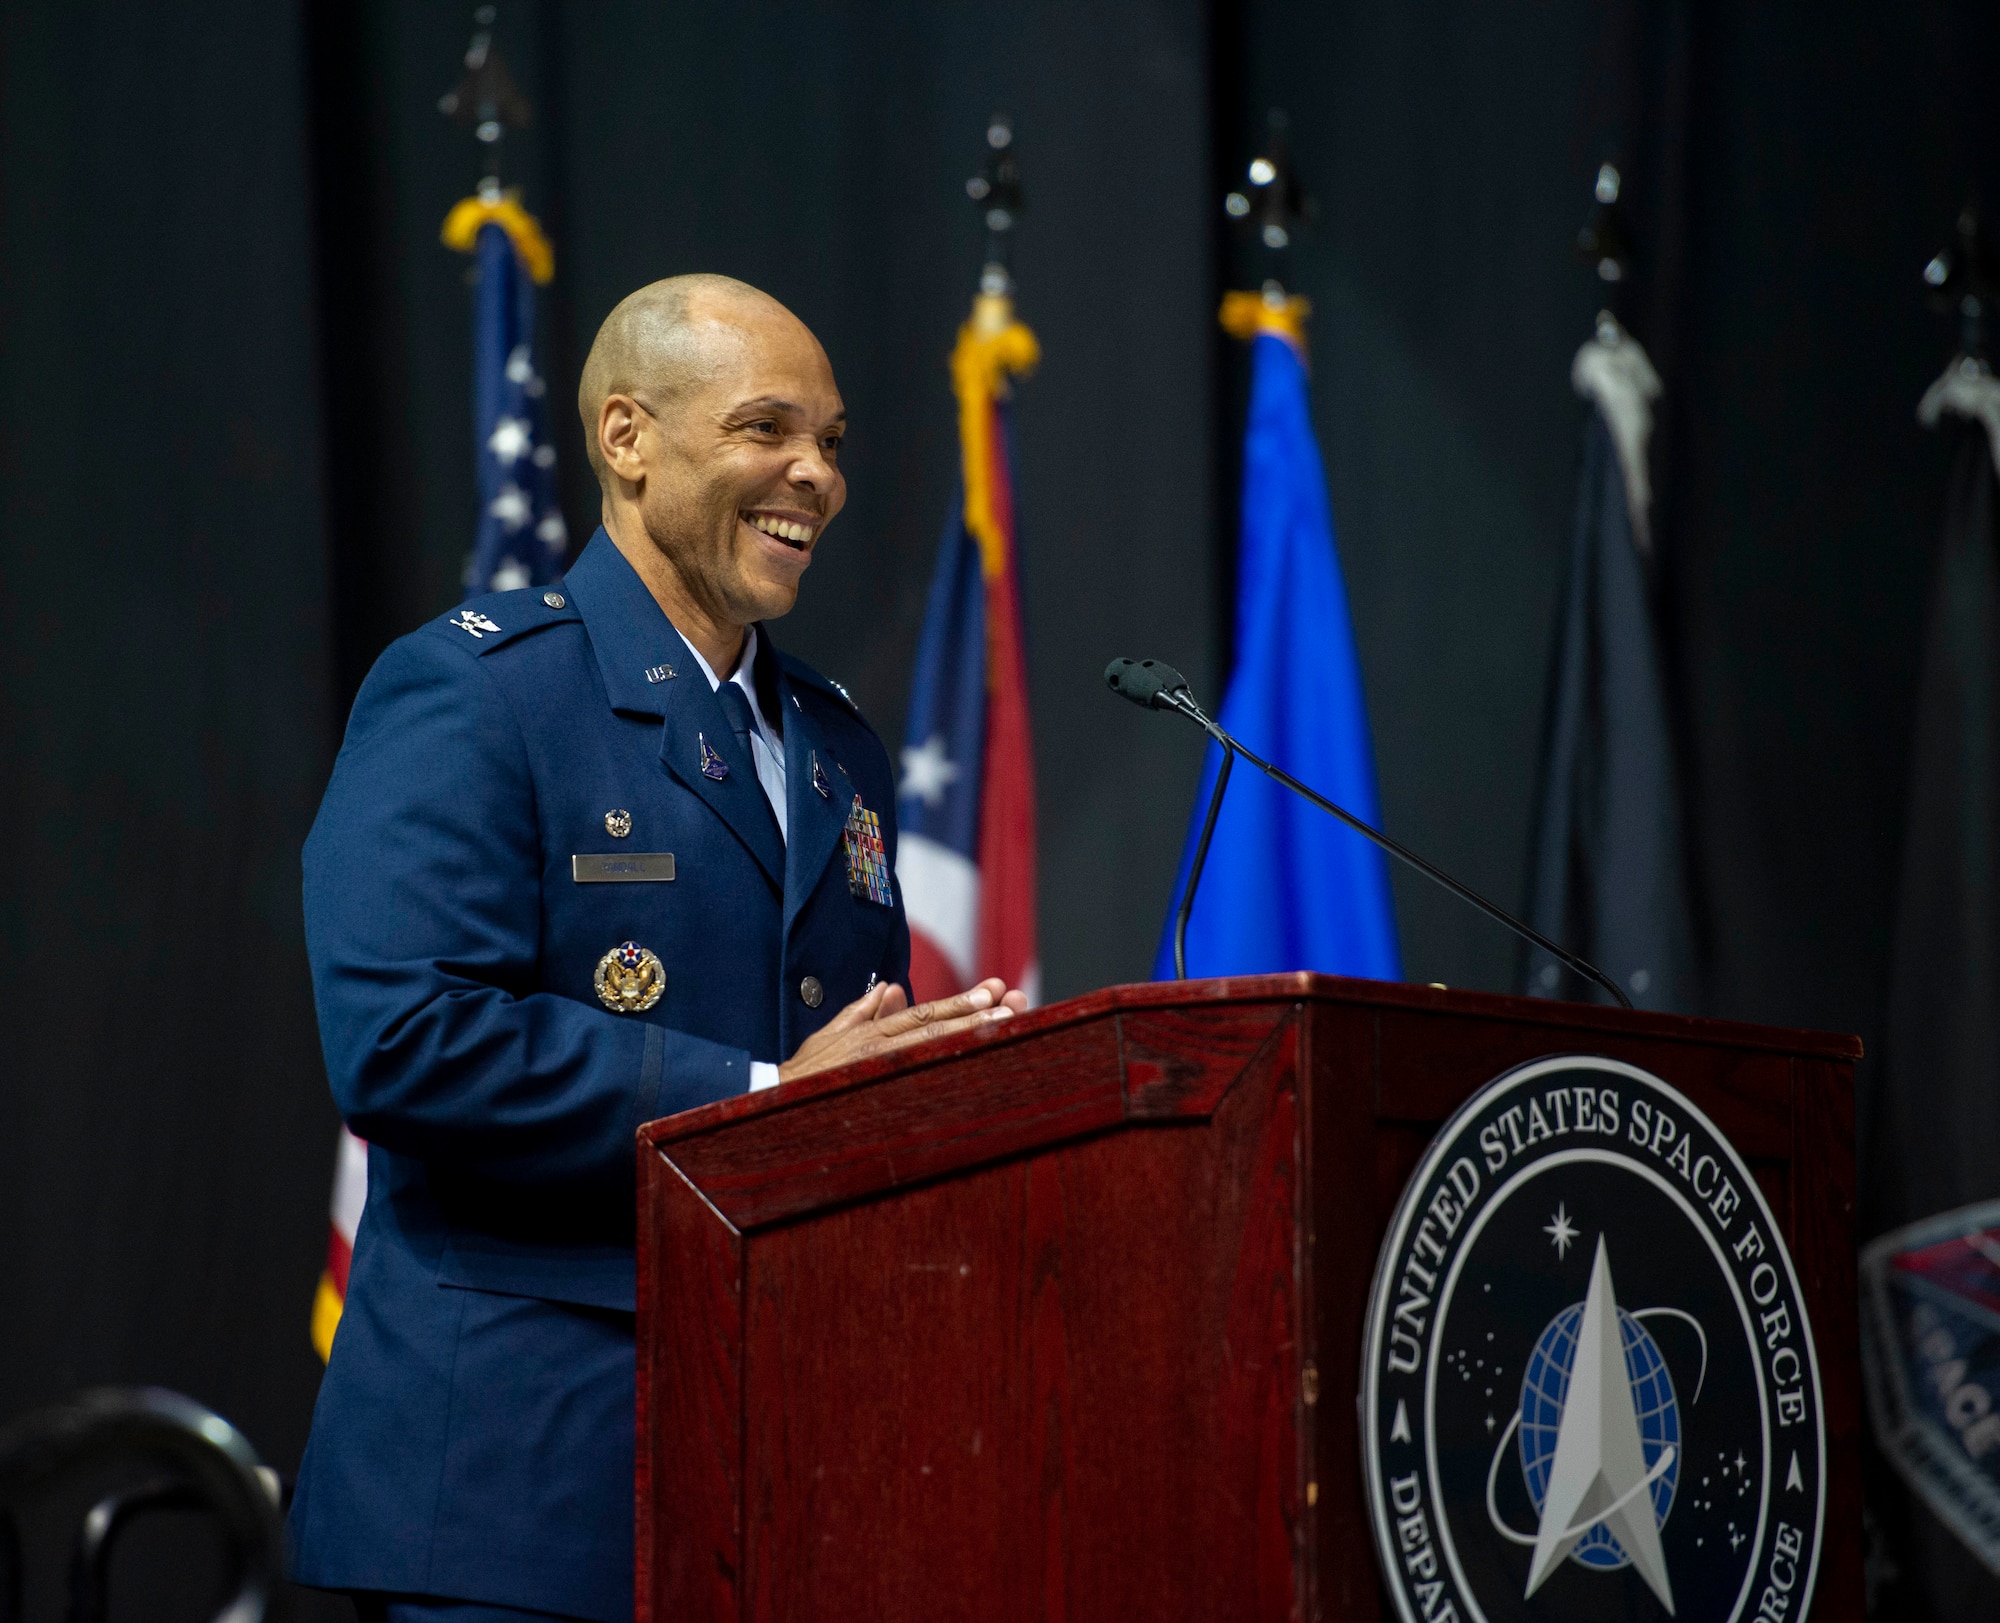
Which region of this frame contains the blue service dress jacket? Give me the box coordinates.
[288,528,911,1621]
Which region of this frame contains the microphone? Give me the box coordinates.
[1105,656,1632,1009]
[1104,657,1190,711]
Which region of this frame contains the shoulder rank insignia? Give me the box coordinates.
[842,795,894,907]
[450,609,501,639]
[698,732,729,780]
[595,940,665,1013]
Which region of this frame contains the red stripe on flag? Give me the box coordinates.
[325,1227,353,1298]
[907,928,965,1005]
[975,401,1038,992]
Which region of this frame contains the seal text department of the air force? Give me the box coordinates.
[1362,1057,1826,1623]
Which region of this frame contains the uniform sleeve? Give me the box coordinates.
[303,632,750,1186]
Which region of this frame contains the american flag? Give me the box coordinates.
[313,190,567,1361]
[310,1127,367,1362]
[895,305,1040,1005]
[460,200,566,594]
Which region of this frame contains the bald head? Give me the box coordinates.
[578,274,806,487]
[583,272,847,651]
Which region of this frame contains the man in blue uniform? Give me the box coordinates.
[290,274,1029,1622]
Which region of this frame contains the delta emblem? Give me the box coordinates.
[1362,1057,1826,1623]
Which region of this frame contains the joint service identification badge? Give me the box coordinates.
[1361,1056,1825,1623]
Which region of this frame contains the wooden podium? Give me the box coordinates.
[636,974,1860,1622]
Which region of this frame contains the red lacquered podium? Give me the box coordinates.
[636,974,1859,1622]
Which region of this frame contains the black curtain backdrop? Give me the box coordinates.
[2,0,1998,1612]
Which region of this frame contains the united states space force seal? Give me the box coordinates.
[1362,1056,1826,1623]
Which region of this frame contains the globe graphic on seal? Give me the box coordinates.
[1518,1304,1680,1568]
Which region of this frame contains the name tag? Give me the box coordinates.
[572,853,676,883]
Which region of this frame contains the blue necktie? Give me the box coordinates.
[716,681,759,756]
[716,682,783,840]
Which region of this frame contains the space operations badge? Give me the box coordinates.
[1361,1056,1826,1623]
[1861,1200,2000,1574]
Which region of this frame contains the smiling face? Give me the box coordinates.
[594,284,846,633]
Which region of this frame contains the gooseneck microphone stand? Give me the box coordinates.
[1108,658,1632,1010]
[1171,717,1235,981]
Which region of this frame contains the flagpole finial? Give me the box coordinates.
[439,5,534,193]
[1576,160,1637,337]
[1224,109,1310,296]
[1925,201,1999,368]
[966,115,1023,333]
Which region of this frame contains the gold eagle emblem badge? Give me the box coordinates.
[594,940,664,1014]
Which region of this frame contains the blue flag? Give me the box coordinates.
[1153,328,1401,980]
[466,219,565,596]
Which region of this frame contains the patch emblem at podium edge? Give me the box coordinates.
[1861,1199,2000,1576]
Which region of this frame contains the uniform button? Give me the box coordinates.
[799,975,824,1009]
[543,591,566,609]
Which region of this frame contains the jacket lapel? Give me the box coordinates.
[780,678,855,932]
[563,528,785,891]
[656,675,786,893]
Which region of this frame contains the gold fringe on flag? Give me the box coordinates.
[440,190,556,284]
[950,295,1040,582]
[310,1270,344,1362]
[1220,287,1312,352]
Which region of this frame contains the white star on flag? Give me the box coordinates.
[491,557,531,591]
[504,344,535,385]
[487,417,532,465]
[899,734,961,807]
[536,513,568,548]
[489,483,531,531]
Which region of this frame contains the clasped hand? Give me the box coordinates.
[777,977,1030,1085]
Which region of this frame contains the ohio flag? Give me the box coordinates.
[896,307,1041,1004]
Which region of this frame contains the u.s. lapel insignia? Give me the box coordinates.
[594,940,665,1013]
[645,663,675,684]
[842,795,894,906]
[811,752,832,800]
[698,732,729,781]
[450,609,501,638]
